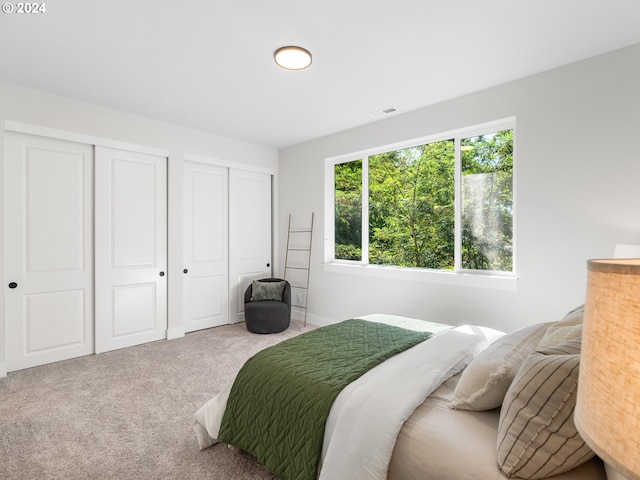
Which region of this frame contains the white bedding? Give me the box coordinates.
[318,322,502,480]
[388,373,607,480]
[193,316,503,479]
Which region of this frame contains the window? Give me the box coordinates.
[326,119,515,287]
[461,130,513,272]
[335,160,363,261]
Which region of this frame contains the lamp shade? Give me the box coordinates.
[575,258,640,480]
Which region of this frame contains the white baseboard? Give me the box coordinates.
[0,361,7,378]
[291,309,337,328]
[166,327,185,340]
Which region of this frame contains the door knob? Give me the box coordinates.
[266,263,270,267]
[8,282,17,289]
[159,271,165,277]
[183,268,188,274]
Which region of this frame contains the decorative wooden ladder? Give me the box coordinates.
[284,213,314,326]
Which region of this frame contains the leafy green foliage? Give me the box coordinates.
[335,160,362,260]
[461,130,513,271]
[369,141,455,269]
[333,129,513,272]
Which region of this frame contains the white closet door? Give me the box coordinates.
[229,169,272,324]
[183,161,228,332]
[4,132,94,371]
[95,147,167,353]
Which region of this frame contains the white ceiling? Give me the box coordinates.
[1,0,640,149]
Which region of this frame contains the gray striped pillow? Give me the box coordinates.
[496,338,594,479]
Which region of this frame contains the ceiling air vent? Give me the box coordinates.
[370,106,398,118]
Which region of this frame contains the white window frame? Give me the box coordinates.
[324,117,517,291]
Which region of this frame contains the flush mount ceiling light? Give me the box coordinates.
[274,46,312,70]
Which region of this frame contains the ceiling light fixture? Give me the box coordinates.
[274,46,312,70]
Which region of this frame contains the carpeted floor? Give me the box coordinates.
[0,321,313,480]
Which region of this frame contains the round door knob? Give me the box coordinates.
[8,282,17,289]
[266,263,270,267]
[159,271,165,277]
[183,268,188,274]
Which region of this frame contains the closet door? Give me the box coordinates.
[4,132,94,371]
[229,169,272,324]
[183,161,228,332]
[95,147,167,353]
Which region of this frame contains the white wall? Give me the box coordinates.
[278,43,640,333]
[0,82,278,376]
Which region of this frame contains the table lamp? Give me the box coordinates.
[575,258,640,480]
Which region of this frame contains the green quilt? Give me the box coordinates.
[217,319,435,480]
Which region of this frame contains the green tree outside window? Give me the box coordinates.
[333,126,513,274]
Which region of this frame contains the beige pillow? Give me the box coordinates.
[496,338,594,479]
[450,322,552,411]
[537,305,584,349]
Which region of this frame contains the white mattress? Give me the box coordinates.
[388,373,607,480]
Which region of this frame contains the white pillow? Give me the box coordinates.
[450,322,552,411]
[537,305,584,349]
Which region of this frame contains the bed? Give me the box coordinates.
[193,310,606,480]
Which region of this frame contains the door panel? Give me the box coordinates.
[192,275,224,320]
[229,169,272,324]
[5,132,94,371]
[183,162,228,332]
[111,158,157,267]
[95,147,167,353]
[111,283,156,336]
[26,290,87,352]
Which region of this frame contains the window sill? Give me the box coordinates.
[322,262,518,291]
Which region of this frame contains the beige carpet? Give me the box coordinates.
[0,321,313,480]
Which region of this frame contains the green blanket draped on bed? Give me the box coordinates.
[217,319,436,480]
